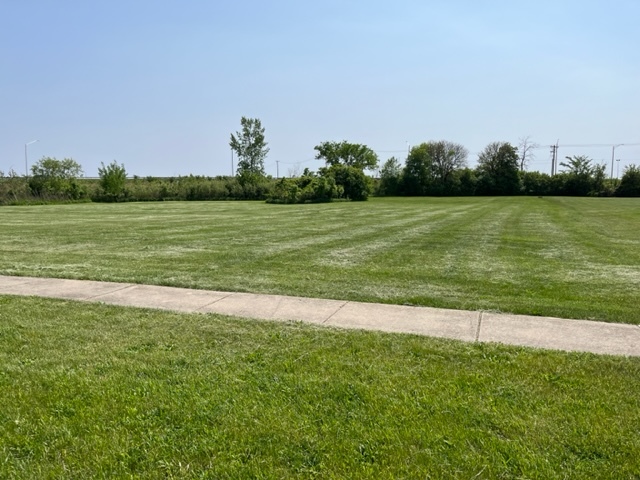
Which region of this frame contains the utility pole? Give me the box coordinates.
[276,160,279,179]
[231,149,234,176]
[550,143,558,175]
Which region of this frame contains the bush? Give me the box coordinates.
[521,171,553,196]
[90,175,276,203]
[453,168,478,196]
[267,175,341,204]
[28,157,88,200]
[97,161,127,201]
[0,170,30,205]
[323,165,371,201]
[616,164,640,197]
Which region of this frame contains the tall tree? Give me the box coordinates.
[402,143,434,195]
[230,117,269,177]
[518,136,539,171]
[400,141,467,195]
[378,157,402,196]
[559,155,606,196]
[476,142,521,195]
[429,140,468,186]
[314,141,379,171]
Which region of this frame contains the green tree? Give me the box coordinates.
[321,165,371,201]
[377,157,402,196]
[475,142,521,195]
[267,174,341,204]
[314,141,379,171]
[559,155,597,176]
[29,157,85,199]
[401,143,434,195]
[559,155,606,196]
[429,140,468,187]
[98,161,127,200]
[400,141,467,195]
[452,168,478,196]
[230,117,269,177]
[31,157,82,179]
[521,171,553,196]
[615,164,640,197]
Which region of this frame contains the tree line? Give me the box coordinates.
[1,117,639,205]
[377,140,639,198]
[231,117,640,201]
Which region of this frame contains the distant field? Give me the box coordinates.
[1,296,639,478]
[0,197,638,323]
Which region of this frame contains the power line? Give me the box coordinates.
[269,158,317,165]
[535,142,640,148]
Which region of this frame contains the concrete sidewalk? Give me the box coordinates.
[1,274,638,357]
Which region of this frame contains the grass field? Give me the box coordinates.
[1,196,638,323]
[1,296,639,479]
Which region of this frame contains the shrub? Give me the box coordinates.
[453,168,478,196]
[616,164,640,197]
[0,170,30,205]
[323,165,371,201]
[28,157,88,200]
[97,161,127,200]
[521,171,553,196]
[267,175,341,204]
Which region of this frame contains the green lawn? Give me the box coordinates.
[1,296,639,479]
[1,197,639,323]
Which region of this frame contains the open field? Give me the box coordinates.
[1,296,639,478]
[0,197,639,323]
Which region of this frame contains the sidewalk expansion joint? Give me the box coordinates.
[85,284,135,300]
[475,311,483,342]
[195,293,235,312]
[322,301,349,324]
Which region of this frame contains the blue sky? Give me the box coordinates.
[2,0,639,178]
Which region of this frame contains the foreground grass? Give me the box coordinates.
[1,296,639,478]
[0,197,638,323]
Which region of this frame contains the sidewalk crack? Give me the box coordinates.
[322,301,349,324]
[475,311,483,342]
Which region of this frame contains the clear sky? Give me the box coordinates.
[2,0,639,178]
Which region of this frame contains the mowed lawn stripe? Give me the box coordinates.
[0,197,638,323]
[306,203,482,268]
